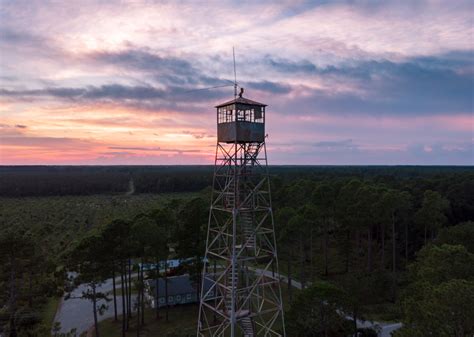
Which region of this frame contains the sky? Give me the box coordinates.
[0,0,472,165]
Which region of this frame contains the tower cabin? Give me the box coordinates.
[216,94,266,143]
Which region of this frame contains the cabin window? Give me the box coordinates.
[237,110,245,121]
[218,105,264,124]
[218,106,235,123]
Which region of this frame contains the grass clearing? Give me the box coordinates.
[96,303,197,337]
[40,296,61,334]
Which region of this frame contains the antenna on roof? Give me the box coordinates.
[233,46,238,98]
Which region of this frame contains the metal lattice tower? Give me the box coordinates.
[198,93,286,337]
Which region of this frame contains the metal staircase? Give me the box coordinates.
[241,212,255,250]
[225,177,236,209]
[225,269,255,337]
[239,316,255,337]
[225,271,238,314]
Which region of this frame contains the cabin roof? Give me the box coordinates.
[215,96,267,108]
[148,274,213,297]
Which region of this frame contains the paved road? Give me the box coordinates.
[53,276,138,334]
[251,267,402,337]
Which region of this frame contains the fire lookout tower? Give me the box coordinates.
[197,91,286,337]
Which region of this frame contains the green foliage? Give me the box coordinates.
[286,281,350,337]
[175,197,208,289]
[408,244,474,284]
[437,221,474,253]
[0,228,58,336]
[414,190,450,241]
[52,322,80,336]
[380,190,412,223]
[357,327,378,337]
[396,244,474,337]
[336,271,378,316]
[0,193,194,256]
[66,230,110,282]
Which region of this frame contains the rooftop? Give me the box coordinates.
[215,96,267,108]
[147,274,213,297]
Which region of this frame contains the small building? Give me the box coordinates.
[140,257,207,275]
[216,96,267,143]
[140,258,183,274]
[146,274,214,308]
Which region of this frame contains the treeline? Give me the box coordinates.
[2,165,472,198]
[0,166,130,197]
[271,173,474,336]
[0,166,213,197]
[0,196,207,337]
[0,229,63,336]
[285,225,474,337]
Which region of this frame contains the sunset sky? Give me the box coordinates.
[0,0,472,165]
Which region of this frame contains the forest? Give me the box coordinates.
[0,165,473,337]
